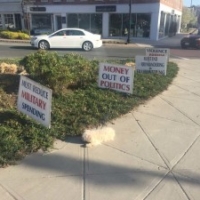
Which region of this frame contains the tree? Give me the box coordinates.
[181,7,197,30]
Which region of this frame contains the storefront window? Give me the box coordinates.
[67,14,102,34]
[165,14,171,36]
[109,13,151,38]
[0,15,2,29]
[169,15,178,36]
[131,14,137,37]
[91,14,102,34]
[122,14,129,36]
[109,14,122,36]
[31,14,52,34]
[159,12,165,38]
[79,14,90,30]
[68,14,78,27]
[136,14,151,38]
[4,14,14,29]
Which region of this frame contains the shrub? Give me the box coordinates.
[0,110,54,166]
[17,32,30,40]
[19,50,69,92]
[62,53,99,89]
[0,30,30,40]
[20,51,99,93]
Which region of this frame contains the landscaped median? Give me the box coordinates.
[0,51,178,167]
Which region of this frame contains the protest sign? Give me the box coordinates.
[98,63,134,94]
[17,76,52,128]
[135,56,167,75]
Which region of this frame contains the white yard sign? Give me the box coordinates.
[135,56,167,75]
[98,63,134,94]
[17,76,52,128]
[146,48,170,61]
[146,48,169,57]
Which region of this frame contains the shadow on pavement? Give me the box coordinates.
[19,148,200,187]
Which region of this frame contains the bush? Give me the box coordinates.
[0,110,54,166]
[62,53,99,89]
[20,51,99,93]
[0,30,30,40]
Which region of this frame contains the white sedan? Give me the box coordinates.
[30,28,102,51]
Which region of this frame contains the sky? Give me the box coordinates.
[183,0,200,7]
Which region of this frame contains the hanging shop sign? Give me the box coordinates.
[96,6,116,12]
[30,7,46,12]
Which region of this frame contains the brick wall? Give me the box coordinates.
[160,0,182,11]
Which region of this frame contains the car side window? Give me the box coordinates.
[52,30,65,36]
[66,30,85,36]
[66,30,73,36]
[74,30,85,36]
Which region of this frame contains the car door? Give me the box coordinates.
[49,30,66,48]
[64,30,86,48]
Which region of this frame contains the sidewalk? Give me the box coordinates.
[0,58,200,200]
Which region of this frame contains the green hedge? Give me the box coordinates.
[0,30,30,40]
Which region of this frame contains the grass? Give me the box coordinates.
[0,55,178,167]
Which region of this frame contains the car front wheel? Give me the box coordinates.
[82,41,93,51]
[38,40,50,50]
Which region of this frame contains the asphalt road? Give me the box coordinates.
[0,42,145,60]
[0,41,200,60]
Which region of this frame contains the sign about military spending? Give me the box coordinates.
[17,76,52,128]
[135,56,167,75]
[98,63,134,94]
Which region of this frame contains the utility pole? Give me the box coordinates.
[126,0,132,44]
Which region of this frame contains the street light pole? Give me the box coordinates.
[126,0,132,44]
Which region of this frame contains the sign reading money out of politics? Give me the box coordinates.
[98,63,134,94]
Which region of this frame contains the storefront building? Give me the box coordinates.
[0,0,182,41]
[0,0,23,30]
[192,6,200,33]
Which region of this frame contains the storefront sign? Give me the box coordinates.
[135,56,167,75]
[17,76,52,128]
[98,63,134,94]
[96,6,116,12]
[30,7,46,12]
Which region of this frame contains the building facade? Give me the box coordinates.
[0,0,183,40]
[0,0,23,30]
[191,5,200,33]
